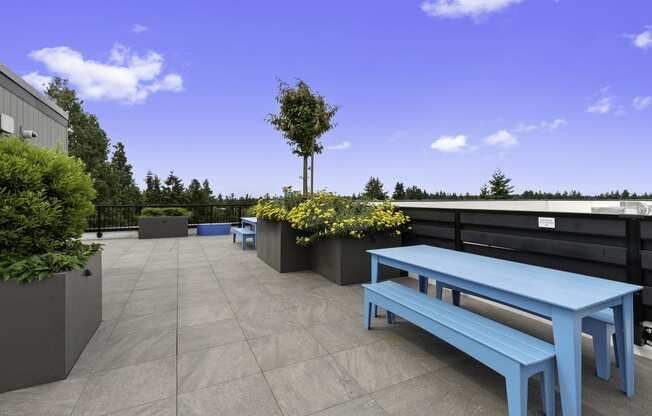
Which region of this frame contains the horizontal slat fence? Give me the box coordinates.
[401,207,651,344]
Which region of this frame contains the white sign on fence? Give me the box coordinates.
[538,217,556,229]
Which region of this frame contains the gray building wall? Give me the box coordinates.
[0,62,68,151]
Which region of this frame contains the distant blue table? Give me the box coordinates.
[241,217,257,231]
[367,245,642,416]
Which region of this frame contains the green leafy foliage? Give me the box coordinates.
[362,177,387,200]
[140,207,191,217]
[267,80,338,195]
[0,137,99,283]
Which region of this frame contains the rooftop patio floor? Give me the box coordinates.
[1,235,651,416]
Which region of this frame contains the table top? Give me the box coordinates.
[368,245,641,311]
[241,217,257,224]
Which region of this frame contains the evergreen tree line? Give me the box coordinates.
[46,78,255,207]
[360,170,652,201]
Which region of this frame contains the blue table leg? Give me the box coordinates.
[613,293,635,396]
[371,255,379,318]
[435,282,443,300]
[552,308,582,416]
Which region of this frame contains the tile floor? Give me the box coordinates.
[1,235,651,416]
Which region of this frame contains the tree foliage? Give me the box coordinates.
[486,169,514,199]
[362,177,387,200]
[267,79,338,195]
[392,182,406,200]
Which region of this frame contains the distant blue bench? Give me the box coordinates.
[231,227,256,250]
[433,281,618,380]
[197,223,231,236]
[364,281,555,416]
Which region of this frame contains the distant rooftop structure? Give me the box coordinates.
[0,62,68,151]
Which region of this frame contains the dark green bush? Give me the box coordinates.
[0,137,99,283]
[140,207,190,217]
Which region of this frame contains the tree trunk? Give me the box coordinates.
[302,155,308,196]
[310,152,314,194]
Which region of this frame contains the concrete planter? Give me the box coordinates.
[256,219,310,273]
[310,234,401,285]
[0,252,102,393]
[138,216,188,239]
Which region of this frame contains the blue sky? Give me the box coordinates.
[3,1,651,196]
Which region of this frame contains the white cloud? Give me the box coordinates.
[631,28,652,50]
[586,87,616,114]
[327,141,351,150]
[633,96,652,111]
[543,118,567,130]
[22,72,53,92]
[23,44,183,104]
[430,135,468,152]
[421,0,523,19]
[132,24,148,33]
[484,129,518,147]
[513,123,537,133]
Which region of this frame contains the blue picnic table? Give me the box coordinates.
[240,217,257,231]
[367,245,642,416]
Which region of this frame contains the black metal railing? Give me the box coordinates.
[87,203,256,237]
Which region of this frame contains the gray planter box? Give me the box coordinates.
[138,216,188,239]
[310,234,401,285]
[256,219,310,273]
[0,252,102,393]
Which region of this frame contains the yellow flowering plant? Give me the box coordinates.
[286,192,410,246]
[254,186,306,222]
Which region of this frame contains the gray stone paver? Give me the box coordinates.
[1,235,651,416]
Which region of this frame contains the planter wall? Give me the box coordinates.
[0,252,102,393]
[310,234,401,285]
[138,216,188,239]
[256,219,310,273]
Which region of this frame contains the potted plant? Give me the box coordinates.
[254,187,311,272]
[0,137,101,393]
[138,207,190,239]
[287,193,409,285]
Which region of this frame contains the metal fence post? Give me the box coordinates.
[96,206,103,238]
[454,212,463,251]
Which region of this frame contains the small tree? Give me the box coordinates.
[267,80,338,196]
[363,177,387,200]
[487,169,514,199]
[143,171,164,204]
[392,182,406,200]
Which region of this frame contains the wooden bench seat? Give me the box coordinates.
[364,281,555,416]
[231,227,256,250]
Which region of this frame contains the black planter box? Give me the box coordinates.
[138,216,188,239]
[0,252,102,393]
[256,219,310,273]
[310,234,401,285]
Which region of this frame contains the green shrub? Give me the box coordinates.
[0,137,99,283]
[254,186,305,221]
[140,207,190,217]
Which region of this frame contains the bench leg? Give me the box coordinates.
[232,233,236,243]
[591,324,613,381]
[364,296,372,330]
[506,371,528,416]
[613,333,619,368]
[374,305,378,318]
[418,275,428,294]
[541,361,555,416]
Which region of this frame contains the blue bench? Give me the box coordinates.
[365,281,555,416]
[433,281,618,380]
[231,227,256,250]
